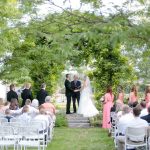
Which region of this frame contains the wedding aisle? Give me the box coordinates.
[47,128,115,150]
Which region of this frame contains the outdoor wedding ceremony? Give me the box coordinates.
[0,0,150,150]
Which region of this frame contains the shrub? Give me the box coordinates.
[55,113,68,127]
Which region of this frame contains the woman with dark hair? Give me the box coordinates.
[117,86,124,104]
[145,86,150,107]
[129,85,138,105]
[102,86,114,129]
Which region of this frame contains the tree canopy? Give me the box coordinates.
[0,0,150,96]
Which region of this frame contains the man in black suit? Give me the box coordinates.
[71,75,81,113]
[37,83,48,106]
[64,74,72,114]
[7,84,18,102]
[21,83,33,107]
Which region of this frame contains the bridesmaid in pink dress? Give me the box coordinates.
[117,86,124,104]
[102,87,114,129]
[145,86,150,107]
[129,85,138,104]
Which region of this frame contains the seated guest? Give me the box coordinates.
[40,96,56,115]
[116,100,124,119]
[117,106,148,150]
[4,109,14,122]
[31,99,39,109]
[2,102,10,112]
[9,98,19,110]
[141,106,150,123]
[117,105,134,135]
[18,105,31,123]
[11,99,38,117]
[25,99,39,115]
[34,108,50,132]
[128,101,138,108]
[140,101,148,117]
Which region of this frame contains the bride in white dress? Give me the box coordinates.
[77,76,99,117]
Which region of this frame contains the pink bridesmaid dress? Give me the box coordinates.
[145,93,150,107]
[118,92,124,104]
[102,93,114,129]
[129,92,137,104]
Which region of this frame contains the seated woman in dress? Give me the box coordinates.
[9,98,19,110]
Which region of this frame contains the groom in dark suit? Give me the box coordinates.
[65,74,72,114]
[71,75,81,113]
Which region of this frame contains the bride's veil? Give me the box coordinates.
[85,76,93,95]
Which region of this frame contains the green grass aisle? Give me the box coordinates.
[47,128,115,150]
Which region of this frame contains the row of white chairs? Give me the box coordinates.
[110,112,150,150]
[0,119,55,150]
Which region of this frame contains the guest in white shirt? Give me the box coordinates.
[117,106,148,150]
[140,101,148,117]
[18,105,31,124]
[34,108,50,132]
[117,105,134,135]
[11,99,39,117]
[31,99,39,109]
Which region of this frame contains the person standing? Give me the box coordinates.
[64,74,72,114]
[21,83,33,107]
[129,85,138,105]
[145,86,150,107]
[37,83,48,106]
[7,84,18,102]
[117,86,124,104]
[102,86,114,129]
[71,75,81,113]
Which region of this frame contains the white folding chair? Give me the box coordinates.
[0,126,16,150]
[27,121,46,150]
[125,127,147,150]
[17,126,41,150]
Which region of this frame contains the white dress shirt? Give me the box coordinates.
[126,117,148,141]
[140,108,148,117]
[34,115,49,131]
[118,113,134,135]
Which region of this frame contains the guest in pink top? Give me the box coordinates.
[102,86,114,129]
[145,86,150,107]
[129,85,138,105]
[117,86,124,104]
[40,96,56,115]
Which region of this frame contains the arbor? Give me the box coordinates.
[0,0,150,97]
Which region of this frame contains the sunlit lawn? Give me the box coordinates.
[47,127,115,150]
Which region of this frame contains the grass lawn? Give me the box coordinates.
[47,127,115,150]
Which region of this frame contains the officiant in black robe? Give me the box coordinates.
[71,75,81,113]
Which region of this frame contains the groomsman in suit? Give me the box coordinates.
[7,84,18,102]
[71,75,81,113]
[37,83,48,106]
[64,74,72,114]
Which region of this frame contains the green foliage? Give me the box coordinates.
[55,113,68,127]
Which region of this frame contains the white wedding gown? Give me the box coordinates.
[77,77,99,117]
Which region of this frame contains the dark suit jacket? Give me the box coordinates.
[141,114,150,123]
[7,90,18,102]
[64,79,72,96]
[37,89,48,105]
[21,89,33,107]
[71,80,81,97]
